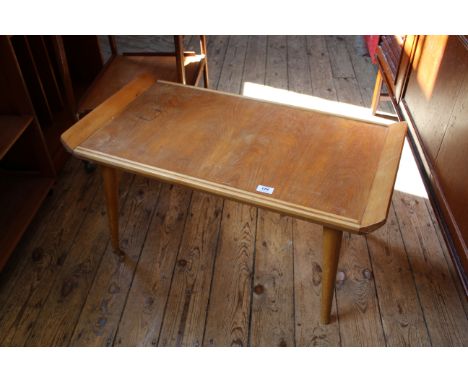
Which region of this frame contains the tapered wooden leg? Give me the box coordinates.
[101,165,122,258]
[321,227,343,324]
[371,69,383,115]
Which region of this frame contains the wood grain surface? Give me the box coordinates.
[63,79,405,233]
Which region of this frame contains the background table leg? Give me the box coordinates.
[321,227,343,324]
[371,69,383,115]
[101,165,122,259]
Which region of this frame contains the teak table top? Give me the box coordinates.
[62,75,407,233]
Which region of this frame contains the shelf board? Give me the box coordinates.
[0,173,54,270]
[0,115,34,160]
[78,54,206,115]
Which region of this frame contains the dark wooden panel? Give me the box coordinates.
[0,116,32,160]
[395,35,418,103]
[0,37,34,115]
[434,65,468,274]
[26,36,64,111]
[10,36,54,125]
[402,35,468,287]
[404,36,467,163]
[61,36,104,101]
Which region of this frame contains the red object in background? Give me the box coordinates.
[364,35,380,64]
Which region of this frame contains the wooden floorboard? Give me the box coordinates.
[0,158,99,346]
[0,35,466,347]
[243,35,267,86]
[393,192,468,346]
[0,158,80,308]
[114,184,192,346]
[206,35,230,90]
[306,36,338,101]
[325,36,355,79]
[70,176,161,346]
[425,199,468,318]
[25,173,134,346]
[287,36,312,94]
[366,204,431,346]
[293,220,341,346]
[157,193,223,346]
[203,201,257,346]
[250,210,295,346]
[335,233,386,346]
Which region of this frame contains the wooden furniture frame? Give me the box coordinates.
[74,36,209,118]
[0,36,57,268]
[398,36,468,292]
[371,35,468,293]
[61,76,407,324]
[371,35,417,120]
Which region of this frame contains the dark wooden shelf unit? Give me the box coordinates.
[0,115,33,159]
[9,36,75,171]
[0,36,57,269]
[0,174,54,270]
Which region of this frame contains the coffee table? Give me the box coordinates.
[61,74,407,324]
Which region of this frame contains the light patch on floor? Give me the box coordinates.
[394,139,428,198]
[242,81,393,125]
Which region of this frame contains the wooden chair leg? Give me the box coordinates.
[174,35,186,85]
[371,69,383,115]
[101,165,123,259]
[200,35,209,88]
[321,227,343,324]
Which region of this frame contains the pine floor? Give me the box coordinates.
[0,36,467,346]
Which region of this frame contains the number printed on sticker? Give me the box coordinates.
[256,185,274,194]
